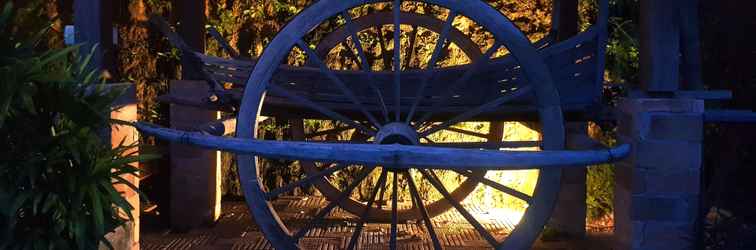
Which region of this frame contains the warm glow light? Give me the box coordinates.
[480,208,526,225]
[457,122,541,222]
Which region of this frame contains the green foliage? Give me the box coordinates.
[585,124,618,220]
[605,0,640,84]
[586,164,614,219]
[0,3,156,249]
[605,17,639,84]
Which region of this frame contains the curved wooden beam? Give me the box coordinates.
[136,122,629,170]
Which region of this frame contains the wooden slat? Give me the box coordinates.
[704,110,756,123]
[675,90,732,100]
[208,26,240,58]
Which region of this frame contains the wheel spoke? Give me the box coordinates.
[419,85,533,137]
[265,163,346,200]
[377,26,392,71]
[416,43,502,125]
[296,40,382,129]
[420,169,500,247]
[390,171,399,250]
[341,43,362,67]
[417,121,436,132]
[346,168,389,250]
[341,11,371,70]
[267,84,376,136]
[305,126,354,139]
[404,25,419,69]
[393,0,402,122]
[404,171,442,250]
[377,173,388,209]
[406,11,457,123]
[293,166,376,240]
[454,170,533,203]
[421,136,436,144]
[342,11,391,123]
[443,126,490,139]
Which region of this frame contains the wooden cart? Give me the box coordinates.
[140,1,630,249]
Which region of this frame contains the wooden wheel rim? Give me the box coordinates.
[315,11,483,62]
[236,1,565,249]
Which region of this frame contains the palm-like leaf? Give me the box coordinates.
[0,2,159,249]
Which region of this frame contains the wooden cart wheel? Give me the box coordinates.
[295,10,492,223]
[236,1,565,249]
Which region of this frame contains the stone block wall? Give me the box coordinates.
[615,98,704,250]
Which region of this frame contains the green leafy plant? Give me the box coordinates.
[605,16,640,84]
[0,2,156,249]
[586,164,615,219]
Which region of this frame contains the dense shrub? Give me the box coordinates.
[0,3,154,249]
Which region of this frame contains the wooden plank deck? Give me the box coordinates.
[141,197,612,250]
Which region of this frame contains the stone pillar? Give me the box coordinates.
[549,122,588,238]
[169,80,222,231]
[104,83,140,250]
[615,98,704,250]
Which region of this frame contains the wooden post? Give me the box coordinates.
[169,80,221,231]
[640,0,705,92]
[679,0,703,90]
[169,0,218,231]
[553,0,579,41]
[639,0,680,92]
[73,0,115,79]
[176,0,206,80]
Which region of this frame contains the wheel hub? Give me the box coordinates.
[375,122,420,146]
[375,123,418,171]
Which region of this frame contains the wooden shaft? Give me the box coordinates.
[136,122,630,170]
